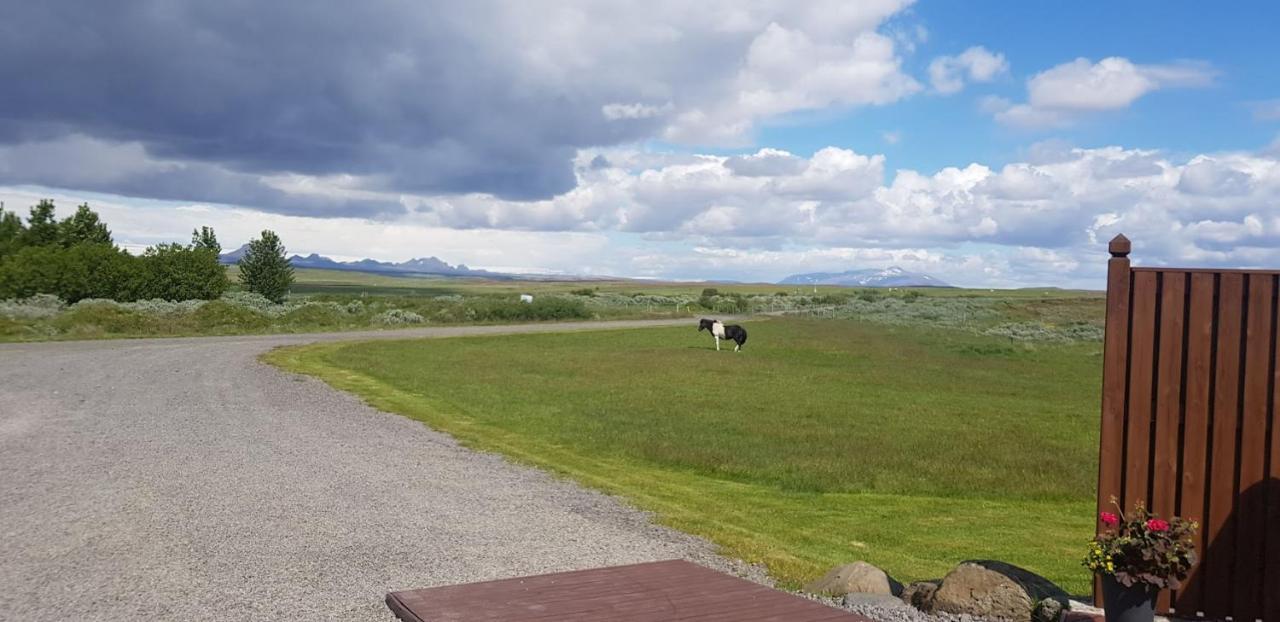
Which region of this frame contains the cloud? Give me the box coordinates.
[664,16,922,143]
[0,1,920,208]
[602,102,673,121]
[928,46,1009,94]
[0,135,405,218]
[991,57,1215,128]
[1250,99,1280,121]
[13,140,1280,288]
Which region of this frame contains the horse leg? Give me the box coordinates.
[715,336,720,351]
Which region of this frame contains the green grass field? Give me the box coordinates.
[267,317,1102,595]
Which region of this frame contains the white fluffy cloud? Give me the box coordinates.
[663,11,922,143]
[990,57,1215,128]
[8,141,1280,288]
[928,46,1008,94]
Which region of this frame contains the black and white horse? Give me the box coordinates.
[698,318,747,352]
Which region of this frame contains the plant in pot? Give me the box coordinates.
[1084,501,1198,622]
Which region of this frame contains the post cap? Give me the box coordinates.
[1108,234,1131,258]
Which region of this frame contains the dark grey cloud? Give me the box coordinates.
[0,1,661,204]
[0,135,403,218]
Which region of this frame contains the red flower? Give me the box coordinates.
[1147,519,1170,532]
[1100,512,1119,526]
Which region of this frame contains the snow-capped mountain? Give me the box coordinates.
[778,266,951,288]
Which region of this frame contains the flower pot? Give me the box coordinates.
[1100,575,1155,622]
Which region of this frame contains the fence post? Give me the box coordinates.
[1095,234,1132,605]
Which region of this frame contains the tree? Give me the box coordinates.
[237,230,293,303]
[0,243,143,302]
[191,226,221,254]
[59,203,113,247]
[22,199,61,247]
[138,243,229,301]
[0,203,26,260]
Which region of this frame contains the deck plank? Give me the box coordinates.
[386,560,870,622]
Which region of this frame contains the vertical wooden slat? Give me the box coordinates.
[1264,275,1274,622]
[1153,273,1187,613]
[1098,237,1132,511]
[1267,282,1280,622]
[1204,272,1244,616]
[1173,272,1214,615]
[1235,275,1275,621]
[1125,271,1160,510]
[1096,236,1132,608]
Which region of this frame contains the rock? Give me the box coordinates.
[804,561,903,596]
[842,592,914,611]
[901,580,940,610]
[1032,597,1066,622]
[929,560,1069,622]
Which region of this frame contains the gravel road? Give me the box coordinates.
[0,320,743,621]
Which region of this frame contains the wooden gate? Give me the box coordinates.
[1097,234,1280,621]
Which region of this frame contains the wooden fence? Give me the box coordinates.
[1097,234,1280,621]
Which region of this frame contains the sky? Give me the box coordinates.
[2,1,1279,288]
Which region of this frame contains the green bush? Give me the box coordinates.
[190,300,271,331]
[462,296,590,322]
[52,302,151,335]
[138,243,229,301]
[0,244,143,302]
[374,309,425,325]
[279,304,347,327]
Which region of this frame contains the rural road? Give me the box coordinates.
[0,320,739,621]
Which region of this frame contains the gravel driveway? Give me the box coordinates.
[0,321,738,621]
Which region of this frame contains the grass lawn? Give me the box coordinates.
[267,317,1101,594]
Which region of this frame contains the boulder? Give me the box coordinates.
[929,560,1069,622]
[901,580,941,610]
[842,592,914,611]
[804,561,903,596]
[1032,597,1067,622]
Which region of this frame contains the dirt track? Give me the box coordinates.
[0,320,736,620]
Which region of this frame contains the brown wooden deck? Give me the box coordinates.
[385,559,871,621]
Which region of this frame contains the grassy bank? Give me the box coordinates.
[266,317,1101,594]
[0,266,1104,342]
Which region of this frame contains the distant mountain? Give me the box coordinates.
[219,243,251,264]
[778,266,951,288]
[219,245,502,279]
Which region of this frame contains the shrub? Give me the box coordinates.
[375,309,425,325]
[219,291,279,314]
[0,243,144,302]
[462,296,590,322]
[527,296,590,320]
[190,300,271,330]
[138,243,229,301]
[570,288,597,296]
[52,301,151,335]
[0,293,66,319]
[280,304,347,327]
[118,298,208,315]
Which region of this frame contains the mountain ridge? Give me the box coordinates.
[218,244,502,278]
[778,266,951,288]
